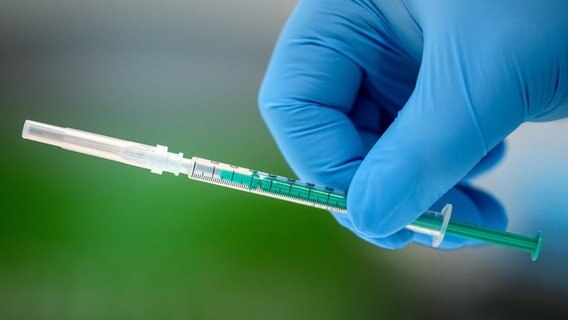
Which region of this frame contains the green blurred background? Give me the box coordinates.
[1,1,567,319]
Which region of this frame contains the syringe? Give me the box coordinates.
[22,120,543,260]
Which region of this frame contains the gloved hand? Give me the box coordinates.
[259,0,568,249]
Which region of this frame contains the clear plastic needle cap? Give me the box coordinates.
[22,120,185,175]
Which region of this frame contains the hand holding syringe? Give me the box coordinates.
[22,120,542,260]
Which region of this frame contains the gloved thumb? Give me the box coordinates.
[347,46,524,238]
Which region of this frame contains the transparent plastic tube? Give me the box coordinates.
[22,120,543,260]
[22,120,185,175]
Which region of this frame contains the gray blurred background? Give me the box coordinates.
[1,0,567,319]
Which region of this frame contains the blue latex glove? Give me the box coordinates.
[259,0,568,249]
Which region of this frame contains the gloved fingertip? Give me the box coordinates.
[330,212,355,231]
[329,211,413,250]
[457,184,508,231]
[346,156,431,238]
[358,229,413,250]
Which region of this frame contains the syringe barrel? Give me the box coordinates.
[22,120,185,175]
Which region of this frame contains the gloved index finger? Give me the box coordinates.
[259,0,377,190]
